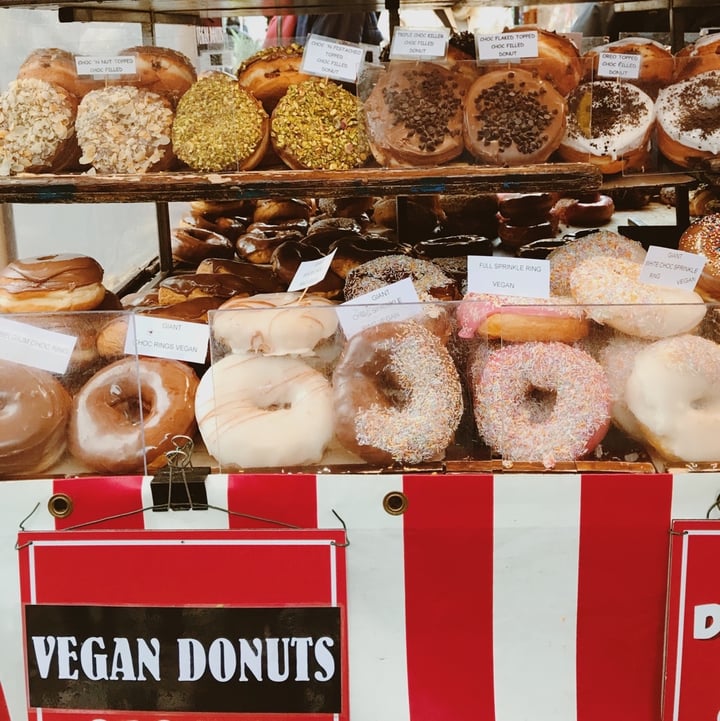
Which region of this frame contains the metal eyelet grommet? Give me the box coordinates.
[383,491,408,516]
[47,493,73,519]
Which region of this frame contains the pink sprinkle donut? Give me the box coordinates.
[473,342,611,468]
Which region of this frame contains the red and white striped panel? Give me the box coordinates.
[0,471,718,721]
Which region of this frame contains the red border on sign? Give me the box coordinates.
[17,528,348,721]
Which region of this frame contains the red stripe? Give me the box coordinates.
[403,474,495,721]
[0,683,10,721]
[227,474,318,530]
[53,476,146,530]
[576,472,673,721]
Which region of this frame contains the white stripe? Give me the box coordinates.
[315,474,410,721]
[141,473,231,529]
[671,472,720,520]
[672,530,690,721]
[493,473,582,721]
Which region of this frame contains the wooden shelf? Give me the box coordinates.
[0,163,603,205]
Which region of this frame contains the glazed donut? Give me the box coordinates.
[473,342,611,468]
[656,71,720,168]
[457,292,589,343]
[270,241,344,299]
[0,78,79,175]
[271,77,370,170]
[569,256,706,338]
[172,72,269,172]
[77,86,175,173]
[463,68,566,166]
[558,81,656,175]
[195,258,286,293]
[688,187,720,217]
[332,321,463,464]
[195,354,334,468]
[497,217,559,249]
[0,253,106,312]
[157,273,256,305]
[119,46,197,106]
[172,225,235,265]
[625,334,720,462]
[555,192,615,226]
[237,43,311,113]
[497,193,556,225]
[372,196,442,240]
[68,356,199,474]
[253,198,313,224]
[679,213,720,299]
[344,254,459,301]
[316,196,376,219]
[437,194,498,237]
[212,291,338,356]
[674,32,720,82]
[235,227,305,265]
[190,199,256,220]
[547,230,646,295]
[412,234,493,260]
[0,359,71,476]
[329,234,409,278]
[185,213,247,242]
[502,25,582,96]
[16,47,104,99]
[364,61,468,167]
[583,37,673,99]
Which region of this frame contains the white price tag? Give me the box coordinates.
[75,55,137,77]
[301,34,364,83]
[476,31,539,61]
[0,317,75,374]
[467,255,550,298]
[639,245,705,289]
[389,27,451,60]
[125,315,210,364]
[287,249,337,292]
[337,277,421,338]
[597,52,641,79]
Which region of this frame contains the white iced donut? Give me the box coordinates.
[569,256,706,338]
[625,335,720,462]
[212,292,338,356]
[195,354,334,469]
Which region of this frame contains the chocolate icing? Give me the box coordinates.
[0,253,103,292]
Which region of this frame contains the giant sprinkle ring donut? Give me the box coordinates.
[473,342,611,468]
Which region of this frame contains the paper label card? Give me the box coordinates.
[639,245,705,289]
[467,255,550,298]
[337,277,421,337]
[389,27,451,60]
[596,52,642,79]
[75,55,137,76]
[288,248,337,292]
[125,315,210,364]
[476,30,539,61]
[301,34,365,83]
[0,317,75,374]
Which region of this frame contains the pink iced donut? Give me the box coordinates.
[473,342,611,468]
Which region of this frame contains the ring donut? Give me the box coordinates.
[555,193,615,226]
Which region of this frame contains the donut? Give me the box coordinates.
[437,194,498,237]
[270,241,344,299]
[372,196,442,240]
[502,25,582,96]
[190,199,256,220]
[497,217,559,249]
[235,227,306,265]
[547,230,646,295]
[329,234,408,279]
[583,37,673,99]
[0,78,79,175]
[569,256,707,338]
[0,359,72,476]
[656,71,720,168]
[172,72,269,172]
[688,187,720,217]
[184,213,248,242]
[0,253,105,312]
[68,356,199,474]
[473,342,611,468]
[457,292,589,343]
[195,354,334,469]
[332,321,463,464]
[172,225,235,265]
[253,198,313,224]
[554,192,615,226]
[463,68,566,166]
[678,213,720,299]
[212,291,338,356]
[674,32,720,82]
[236,43,311,113]
[271,77,370,170]
[76,86,175,173]
[195,258,286,293]
[119,46,197,106]
[412,234,493,260]
[625,334,720,462]
[363,61,468,167]
[157,273,256,305]
[344,255,459,302]
[558,80,655,175]
[316,196,376,219]
[497,192,556,225]
[16,47,104,99]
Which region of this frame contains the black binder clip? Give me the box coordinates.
[150,435,210,512]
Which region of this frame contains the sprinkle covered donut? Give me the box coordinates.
[332,320,463,465]
[473,342,611,468]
